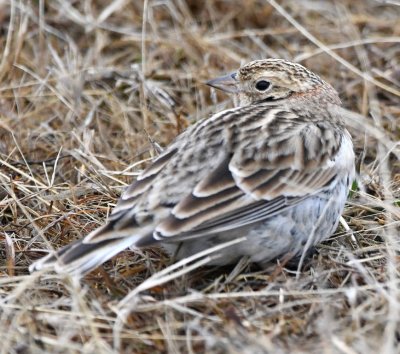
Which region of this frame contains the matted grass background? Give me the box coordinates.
[0,0,399,353]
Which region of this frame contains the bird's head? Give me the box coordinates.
[206,58,339,106]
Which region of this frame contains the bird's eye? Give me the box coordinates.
[255,80,271,91]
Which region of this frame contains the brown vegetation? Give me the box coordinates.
[0,1,399,353]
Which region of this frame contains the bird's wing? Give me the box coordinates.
[85,108,351,246]
[30,107,352,275]
[150,109,351,241]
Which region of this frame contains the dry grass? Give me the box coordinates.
[0,0,400,353]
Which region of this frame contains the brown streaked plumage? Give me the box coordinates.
[30,59,355,275]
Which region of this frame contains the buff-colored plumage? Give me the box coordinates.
[30,59,355,275]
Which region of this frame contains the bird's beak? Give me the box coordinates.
[206,72,238,93]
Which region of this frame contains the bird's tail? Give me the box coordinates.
[30,236,140,276]
[29,234,143,276]
[29,220,155,276]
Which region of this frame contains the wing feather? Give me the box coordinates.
[154,112,345,240]
[113,147,178,213]
[81,108,345,244]
[30,105,352,275]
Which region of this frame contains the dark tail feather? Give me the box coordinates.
[29,236,141,276]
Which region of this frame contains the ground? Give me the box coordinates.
[0,1,399,353]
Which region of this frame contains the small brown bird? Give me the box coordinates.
[30,59,355,275]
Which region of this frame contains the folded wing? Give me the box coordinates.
[30,107,347,275]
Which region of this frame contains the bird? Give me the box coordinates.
[30,58,355,276]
